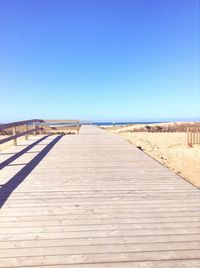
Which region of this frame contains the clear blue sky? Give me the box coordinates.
[0,0,199,122]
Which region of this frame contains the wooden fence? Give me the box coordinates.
[187,127,200,147]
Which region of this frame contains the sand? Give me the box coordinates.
[104,121,199,132]
[0,135,31,151]
[107,123,200,188]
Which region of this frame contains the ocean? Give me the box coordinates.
[92,121,161,126]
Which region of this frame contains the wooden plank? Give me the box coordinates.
[1,216,200,228]
[1,241,200,258]
[0,119,43,130]
[44,119,80,123]
[0,221,200,233]
[0,233,200,248]
[0,250,200,267]
[10,260,200,268]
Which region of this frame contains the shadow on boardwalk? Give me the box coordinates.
[0,136,49,170]
[0,135,63,208]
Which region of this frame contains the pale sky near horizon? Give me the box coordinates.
[0,0,199,122]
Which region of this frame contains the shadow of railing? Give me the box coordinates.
[0,135,63,208]
[0,136,49,170]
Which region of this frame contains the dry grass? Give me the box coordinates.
[101,122,200,133]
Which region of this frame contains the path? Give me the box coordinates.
[0,126,200,267]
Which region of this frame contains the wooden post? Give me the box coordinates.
[77,121,80,134]
[190,130,193,147]
[25,124,28,140]
[198,128,200,144]
[187,127,189,146]
[33,123,36,136]
[13,126,17,146]
[187,127,193,147]
[192,129,195,145]
[39,123,42,135]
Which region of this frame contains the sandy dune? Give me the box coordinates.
[107,123,200,188]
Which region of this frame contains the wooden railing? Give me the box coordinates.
[44,120,80,134]
[187,127,200,147]
[0,119,81,146]
[0,119,44,146]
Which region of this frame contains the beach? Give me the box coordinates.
[106,122,200,188]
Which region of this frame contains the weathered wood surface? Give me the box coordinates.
[0,125,200,267]
[0,128,43,145]
[0,119,43,131]
[44,119,80,123]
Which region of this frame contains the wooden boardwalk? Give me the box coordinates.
[0,125,200,267]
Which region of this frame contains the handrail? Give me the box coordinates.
[0,119,80,146]
[0,119,43,131]
[0,119,44,146]
[44,120,79,123]
[44,120,80,134]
